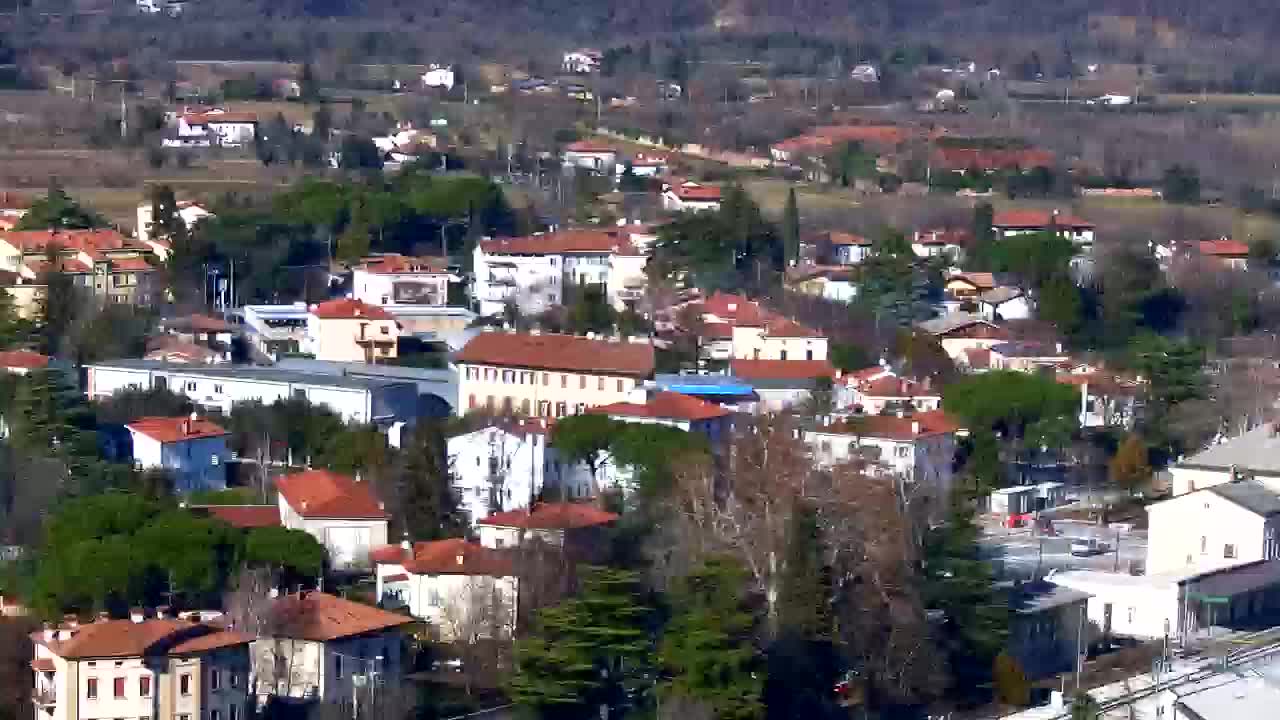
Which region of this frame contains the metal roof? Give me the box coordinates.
[1208,481,1280,518]
[89,359,416,391]
[1180,424,1280,476]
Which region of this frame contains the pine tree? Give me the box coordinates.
[782,188,800,267]
[660,557,765,720]
[149,184,187,248]
[390,422,465,541]
[511,566,653,719]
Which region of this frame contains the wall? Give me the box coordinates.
[1050,576,1181,640]
[305,316,399,363]
[472,247,560,317]
[352,269,448,307]
[1146,491,1272,574]
[279,496,388,568]
[1169,466,1231,497]
[128,432,230,494]
[378,571,518,640]
[457,363,640,417]
[730,327,829,361]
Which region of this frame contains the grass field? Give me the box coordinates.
[1157,93,1280,108]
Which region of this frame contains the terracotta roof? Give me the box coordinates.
[276,469,388,519]
[167,629,256,654]
[0,191,32,210]
[25,257,91,274]
[145,336,221,364]
[30,658,54,672]
[183,111,259,125]
[369,544,406,564]
[267,591,413,642]
[591,391,730,422]
[670,184,722,201]
[731,359,835,381]
[399,538,516,576]
[764,316,824,338]
[126,416,227,443]
[196,505,281,528]
[110,256,155,272]
[359,254,449,274]
[37,619,238,660]
[0,349,50,369]
[823,231,873,247]
[382,573,409,582]
[1199,239,1250,257]
[993,210,1094,230]
[456,332,655,377]
[915,228,973,246]
[699,292,768,326]
[774,125,912,154]
[821,409,961,440]
[171,313,234,333]
[947,272,996,290]
[701,321,733,339]
[845,366,892,383]
[311,298,394,321]
[480,229,627,255]
[565,140,616,153]
[858,375,937,398]
[478,502,619,530]
[933,147,1056,172]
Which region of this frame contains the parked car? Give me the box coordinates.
[1070,538,1109,556]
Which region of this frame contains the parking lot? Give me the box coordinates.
[982,519,1148,580]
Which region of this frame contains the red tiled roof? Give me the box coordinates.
[110,256,155,272]
[699,292,768,326]
[126,416,227,443]
[701,321,733,339]
[730,359,835,381]
[764,316,824,338]
[480,229,627,255]
[1198,239,1250,257]
[0,228,136,253]
[183,111,259,125]
[382,573,409,582]
[478,502,618,530]
[915,228,973,246]
[197,505,281,528]
[311,298,394,321]
[845,366,892,383]
[565,140,616,153]
[0,349,49,369]
[456,332,655,377]
[267,591,413,642]
[858,376,937,398]
[822,409,961,440]
[401,538,515,576]
[942,323,1011,340]
[360,254,449,274]
[369,544,407,564]
[933,147,1056,172]
[774,125,912,155]
[947,272,997,290]
[175,314,234,333]
[24,257,92,274]
[168,629,256,654]
[591,391,730,422]
[993,210,1094,230]
[30,658,54,672]
[36,619,242,660]
[276,469,387,519]
[670,184,722,201]
[145,336,221,364]
[824,231,874,247]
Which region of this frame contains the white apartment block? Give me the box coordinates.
[373,538,518,641]
[805,410,959,504]
[1145,481,1280,575]
[351,254,451,307]
[693,292,829,362]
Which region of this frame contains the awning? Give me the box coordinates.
[1184,560,1280,602]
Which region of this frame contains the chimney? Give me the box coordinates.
[96,611,109,623]
[301,500,309,511]
[896,408,906,418]
[400,534,411,552]
[42,624,53,642]
[129,608,145,624]
[911,420,921,435]
[456,554,465,566]
[156,606,169,619]
[182,419,191,435]
[355,471,363,483]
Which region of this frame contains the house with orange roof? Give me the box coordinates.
[804,409,961,504]
[693,292,829,364]
[591,388,731,436]
[372,538,517,640]
[176,108,258,147]
[729,358,835,412]
[352,254,451,307]
[476,501,618,550]
[275,469,389,568]
[804,230,876,266]
[993,209,1095,248]
[249,590,411,705]
[911,228,972,262]
[0,228,162,306]
[125,414,230,493]
[662,181,722,213]
[838,367,942,415]
[0,348,50,375]
[30,610,253,720]
[563,139,618,172]
[304,298,401,363]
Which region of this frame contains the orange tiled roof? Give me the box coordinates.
[399,538,515,576]
[360,254,449,274]
[0,228,138,254]
[0,349,49,369]
[730,359,835,381]
[591,391,730,422]
[823,409,960,440]
[947,272,997,290]
[311,298,394,321]
[275,469,387,519]
[167,629,256,654]
[478,502,618,530]
[480,229,627,255]
[35,619,248,660]
[1198,239,1250,257]
[456,332,656,377]
[933,147,1056,172]
[565,140,616,153]
[183,111,259,125]
[126,416,227,443]
[823,231,874,247]
[858,375,937,398]
[993,210,1093,230]
[267,591,413,642]
[110,256,155,272]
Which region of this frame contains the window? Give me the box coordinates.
[185,381,197,392]
[86,678,98,699]
[230,706,240,720]
[616,379,623,392]
[1201,536,1207,554]
[521,399,531,414]
[178,716,190,720]
[469,394,476,409]
[113,677,125,698]
[561,374,567,388]
[780,350,788,361]
[555,402,567,417]
[1127,607,1135,624]
[180,673,191,696]
[579,376,587,389]
[1225,544,1238,559]
[139,676,151,697]
[806,349,814,360]
[210,668,220,691]
[542,373,549,386]
[335,654,344,678]
[213,384,224,394]
[574,403,586,414]
[211,711,221,720]
[598,377,605,391]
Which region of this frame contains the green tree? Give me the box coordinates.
[243,525,326,578]
[1070,693,1100,720]
[1162,164,1201,205]
[299,61,320,102]
[147,184,188,248]
[782,188,800,267]
[339,135,384,170]
[511,566,653,719]
[1109,434,1152,496]
[564,282,615,335]
[1038,274,1085,340]
[943,370,1079,439]
[551,415,620,496]
[828,343,873,372]
[660,557,765,720]
[388,422,466,541]
[609,423,708,499]
[1126,335,1205,457]
[970,202,995,264]
[16,181,107,230]
[134,510,240,599]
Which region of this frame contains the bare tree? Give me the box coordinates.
[437,578,515,696]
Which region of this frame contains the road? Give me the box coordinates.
[982,520,1148,580]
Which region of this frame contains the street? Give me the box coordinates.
[982,520,1148,580]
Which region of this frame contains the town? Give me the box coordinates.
[4,5,1280,720]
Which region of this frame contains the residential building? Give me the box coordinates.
[372,538,517,640]
[562,141,617,173]
[916,312,1011,361]
[86,360,420,427]
[730,359,835,412]
[276,469,390,569]
[351,254,450,307]
[0,229,161,305]
[807,230,875,265]
[930,147,1056,174]
[1145,480,1280,575]
[1195,238,1250,271]
[177,110,258,147]
[144,336,229,365]
[769,125,913,164]
[838,367,941,415]
[0,349,50,374]
[992,209,1095,248]
[662,182,722,212]
[30,613,253,720]
[562,49,602,74]
[304,298,402,363]
[447,419,596,525]
[476,502,618,550]
[978,287,1032,321]
[784,266,860,303]
[0,191,30,230]
[692,292,829,363]
[911,228,971,262]
[241,303,309,357]
[1167,423,1280,497]
[136,200,214,252]
[616,152,670,177]
[943,271,998,303]
[986,341,1069,373]
[804,410,960,500]
[1005,581,1091,679]
[125,415,230,494]
[455,331,655,417]
[472,228,649,317]
[592,388,732,442]
[1056,373,1140,429]
[420,65,456,90]
[850,63,880,82]
[250,591,410,705]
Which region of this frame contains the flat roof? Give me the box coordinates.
[1175,673,1280,720]
[1186,560,1280,601]
[654,374,756,396]
[89,359,416,391]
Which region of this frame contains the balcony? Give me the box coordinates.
[32,689,55,707]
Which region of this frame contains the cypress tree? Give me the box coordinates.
[782,187,800,267]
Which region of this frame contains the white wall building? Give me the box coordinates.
[804,410,960,503]
[276,469,390,569]
[136,200,213,253]
[693,292,829,363]
[1167,424,1280,497]
[993,209,1096,249]
[662,182,722,212]
[125,415,230,494]
[421,65,456,90]
[177,110,258,147]
[562,49,602,74]
[373,538,518,641]
[475,502,619,550]
[562,141,617,172]
[86,360,421,427]
[1146,481,1280,576]
[352,254,451,307]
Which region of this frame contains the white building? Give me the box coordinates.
[1168,423,1280,497]
[136,200,213,253]
[447,419,596,525]
[31,613,253,720]
[916,313,1011,361]
[562,49,602,74]
[125,415,230,494]
[662,182,722,212]
[837,367,941,415]
[476,502,619,549]
[373,538,517,641]
[241,303,309,357]
[812,230,875,266]
[1146,481,1280,576]
[693,292,829,363]
[592,388,732,439]
[304,298,402,364]
[455,331,655,417]
[177,110,258,147]
[276,469,390,569]
[911,228,969,261]
[250,591,410,706]
[87,360,419,427]
[804,410,960,501]
[978,287,1033,322]
[352,254,451,307]
[562,141,618,173]
[993,209,1095,249]
[421,65,456,90]
[1056,373,1140,429]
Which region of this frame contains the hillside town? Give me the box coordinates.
[7,6,1280,720]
